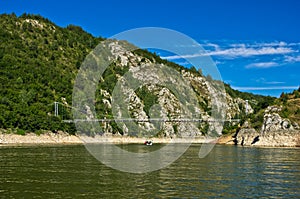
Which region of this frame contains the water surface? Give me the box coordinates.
[0,144,299,198]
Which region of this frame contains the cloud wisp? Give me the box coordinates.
[162,41,297,60]
[245,62,280,69]
[254,77,285,84]
[284,55,300,63]
[265,81,285,85]
[232,86,299,91]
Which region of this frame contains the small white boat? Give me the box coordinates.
[144,140,153,146]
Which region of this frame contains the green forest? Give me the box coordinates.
[0,13,103,134]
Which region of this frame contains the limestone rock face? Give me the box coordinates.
[233,106,300,147]
[234,128,259,146]
[95,41,254,138]
[261,106,294,134]
[233,121,259,146]
[258,130,300,147]
[234,128,300,147]
[258,106,300,146]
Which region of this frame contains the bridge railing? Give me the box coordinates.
[54,101,240,124]
[63,118,240,123]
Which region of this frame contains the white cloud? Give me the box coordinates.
[288,42,300,46]
[255,77,266,83]
[251,41,287,47]
[208,47,294,57]
[162,46,295,60]
[232,86,299,91]
[161,54,200,60]
[201,43,220,50]
[229,43,246,48]
[245,62,280,69]
[224,80,234,84]
[214,60,224,65]
[265,81,285,85]
[176,61,190,66]
[254,77,285,84]
[284,55,300,62]
[228,41,300,48]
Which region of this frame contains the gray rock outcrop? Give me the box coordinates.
[233,105,300,147]
[94,41,251,138]
[234,121,260,146]
[261,106,294,133]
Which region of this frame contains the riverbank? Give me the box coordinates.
[0,131,211,145]
[217,131,300,147]
[0,131,82,145]
[1,131,299,147]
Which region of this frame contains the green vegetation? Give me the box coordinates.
[221,84,277,133]
[0,13,103,134]
[224,83,276,112]
[249,110,264,130]
[231,87,300,132]
[276,88,300,124]
[135,86,158,116]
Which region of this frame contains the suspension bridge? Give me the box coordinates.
[52,101,240,124]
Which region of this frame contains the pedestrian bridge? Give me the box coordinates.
[62,118,240,123]
[53,101,240,124]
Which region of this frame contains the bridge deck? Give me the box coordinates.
[63,118,240,123]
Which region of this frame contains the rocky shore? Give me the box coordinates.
[218,130,300,147]
[0,130,209,145]
[1,131,299,147]
[0,131,83,145]
[219,106,300,147]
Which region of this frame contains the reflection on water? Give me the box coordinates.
[86,143,191,173]
[0,144,299,198]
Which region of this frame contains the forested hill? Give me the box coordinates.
[0,13,281,136]
[0,13,103,134]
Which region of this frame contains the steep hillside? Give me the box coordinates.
[277,89,300,125]
[0,13,103,134]
[0,13,279,137]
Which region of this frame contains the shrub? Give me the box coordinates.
[16,129,26,136]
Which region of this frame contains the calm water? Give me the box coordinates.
[0,144,299,198]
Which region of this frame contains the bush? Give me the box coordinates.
[16,129,26,136]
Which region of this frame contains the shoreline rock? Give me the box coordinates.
[221,130,300,147]
[221,106,300,147]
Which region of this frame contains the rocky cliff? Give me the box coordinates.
[81,40,251,138]
[232,105,300,147]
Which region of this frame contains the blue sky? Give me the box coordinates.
[1,0,299,97]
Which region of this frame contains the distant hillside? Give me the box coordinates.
[277,88,300,125]
[0,13,284,137]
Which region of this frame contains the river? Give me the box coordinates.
[0,144,299,198]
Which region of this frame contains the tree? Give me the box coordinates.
[190,66,197,73]
[280,92,288,104]
[206,74,213,81]
[198,68,203,75]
